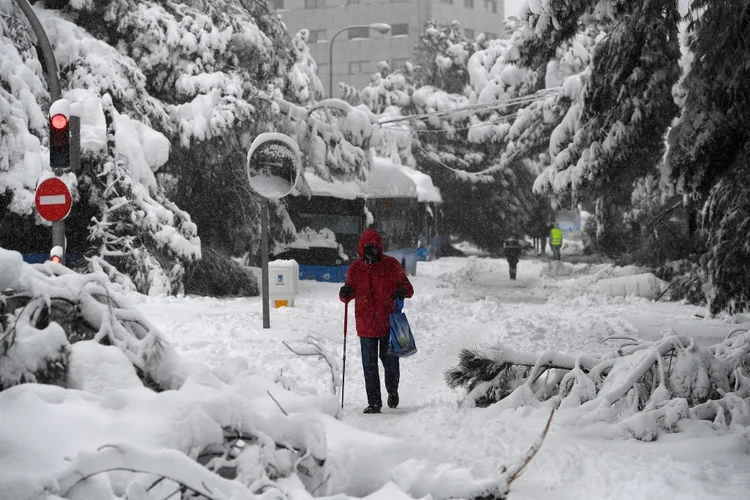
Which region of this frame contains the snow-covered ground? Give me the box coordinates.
[133,257,750,499]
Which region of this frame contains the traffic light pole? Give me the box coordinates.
[13,0,68,261]
[70,115,81,174]
[12,0,61,101]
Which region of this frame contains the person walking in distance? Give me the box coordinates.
[503,236,523,280]
[550,224,563,261]
[339,227,414,414]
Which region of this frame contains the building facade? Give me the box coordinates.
[273,0,504,95]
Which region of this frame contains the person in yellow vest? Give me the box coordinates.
[550,224,563,261]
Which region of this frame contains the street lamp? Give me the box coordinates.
[328,23,391,98]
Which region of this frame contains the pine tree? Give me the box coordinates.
[343,19,595,252]
[521,0,682,207]
[2,0,380,293]
[667,0,750,313]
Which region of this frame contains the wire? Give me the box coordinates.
[376,87,562,125]
[379,111,520,134]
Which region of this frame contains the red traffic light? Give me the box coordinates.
[51,114,68,130]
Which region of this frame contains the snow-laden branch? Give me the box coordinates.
[283,336,341,395]
[447,332,750,439]
[58,444,256,500]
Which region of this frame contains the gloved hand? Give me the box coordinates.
[339,285,353,300]
[392,285,409,300]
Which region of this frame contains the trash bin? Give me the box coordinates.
[269,259,299,308]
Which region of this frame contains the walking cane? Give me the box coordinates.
[341,302,348,409]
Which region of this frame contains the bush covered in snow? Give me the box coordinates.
[183,245,259,298]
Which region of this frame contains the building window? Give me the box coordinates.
[348,26,369,39]
[347,0,360,4]
[349,60,368,74]
[464,0,474,7]
[304,0,325,9]
[272,0,284,9]
[440,0,454,3]
[391,23,409,36]
[465,28,475,39]
[391,58,409,68]
[484,0,497,13]
[308,29,327,43]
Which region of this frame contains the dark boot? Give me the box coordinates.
[388,392,399,408]
[363,405,381,414]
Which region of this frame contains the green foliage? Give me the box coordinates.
[584,195,702,269]
[445,348,530,408]
[665,0,750,314]
[184,246,259,297]
[523,0,681,204]
[702,161,750,314]
[413,20,475,93]
[418,147,537,253]
[654,261,706,306]
[83,102,200,295]
[667,0,750,194]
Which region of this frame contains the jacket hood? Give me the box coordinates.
[358,228,384,257]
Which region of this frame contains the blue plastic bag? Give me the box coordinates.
[388,299,417,357]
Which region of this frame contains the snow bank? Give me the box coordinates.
[2,250,515,499]
[540,262,671,300]
[593,273,669,300]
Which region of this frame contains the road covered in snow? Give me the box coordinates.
[137,257,750,499]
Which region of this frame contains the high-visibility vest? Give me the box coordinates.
[550,228,563,246]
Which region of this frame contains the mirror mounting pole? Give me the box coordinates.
[261,198,270,329]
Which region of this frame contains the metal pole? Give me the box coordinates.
[341,303,348,409]
[328,25,367,98]
[12,0,61,101]
[13,0,67,262]
[328,27,351,98]
[70,115,81,174]
[261,199,270,329]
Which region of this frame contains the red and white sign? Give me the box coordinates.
[35,177,72,222]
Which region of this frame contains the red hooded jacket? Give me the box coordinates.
[339,228,414,338]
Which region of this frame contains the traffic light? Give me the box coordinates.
[50,112,70,168]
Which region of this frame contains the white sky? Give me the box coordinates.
[505,0,526,19]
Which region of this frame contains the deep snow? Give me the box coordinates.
[134,256,750,499]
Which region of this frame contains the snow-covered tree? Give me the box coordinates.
[522,0,682,211]
[1,0,380,293]
[348,20,595,252]
[1,1,202,295]
[665,0,750,314]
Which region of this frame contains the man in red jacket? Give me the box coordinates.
[339,227,414,414]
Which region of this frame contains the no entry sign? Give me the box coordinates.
[35,177,72,222]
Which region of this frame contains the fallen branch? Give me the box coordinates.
[283,336,341,394]
[506,408,556,484]
[58,443,254,499]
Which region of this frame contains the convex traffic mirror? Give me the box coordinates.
[246,133,302,200]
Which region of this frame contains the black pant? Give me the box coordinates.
[360,336,399,408]
[507,256,518,279]
[552,245,561,260]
